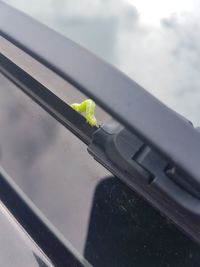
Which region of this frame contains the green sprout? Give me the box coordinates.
[71,99,97,127]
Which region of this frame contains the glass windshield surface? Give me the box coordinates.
[2,0,200,125]
[0,72,110,254]
[1,63,200,266]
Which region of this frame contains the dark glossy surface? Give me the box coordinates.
[1,72,200,266]
[85,177,200,267]
[0,201,53,267]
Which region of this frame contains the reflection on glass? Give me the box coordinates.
[0,73,110,253]
[1,72,200,265]
[0,202,53,267]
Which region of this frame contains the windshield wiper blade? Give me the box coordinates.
[0,54,96,145]
[1,1,200,190]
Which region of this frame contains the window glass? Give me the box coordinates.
[0,73,109,254]
[1,73,200,267]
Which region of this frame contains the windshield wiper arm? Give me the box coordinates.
[1,1,200,190]
[1,2,200,246]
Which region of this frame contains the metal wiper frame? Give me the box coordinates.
[1,1,200,249]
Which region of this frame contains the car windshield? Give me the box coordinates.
[3,0,200,125]
[2,1,200,266]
